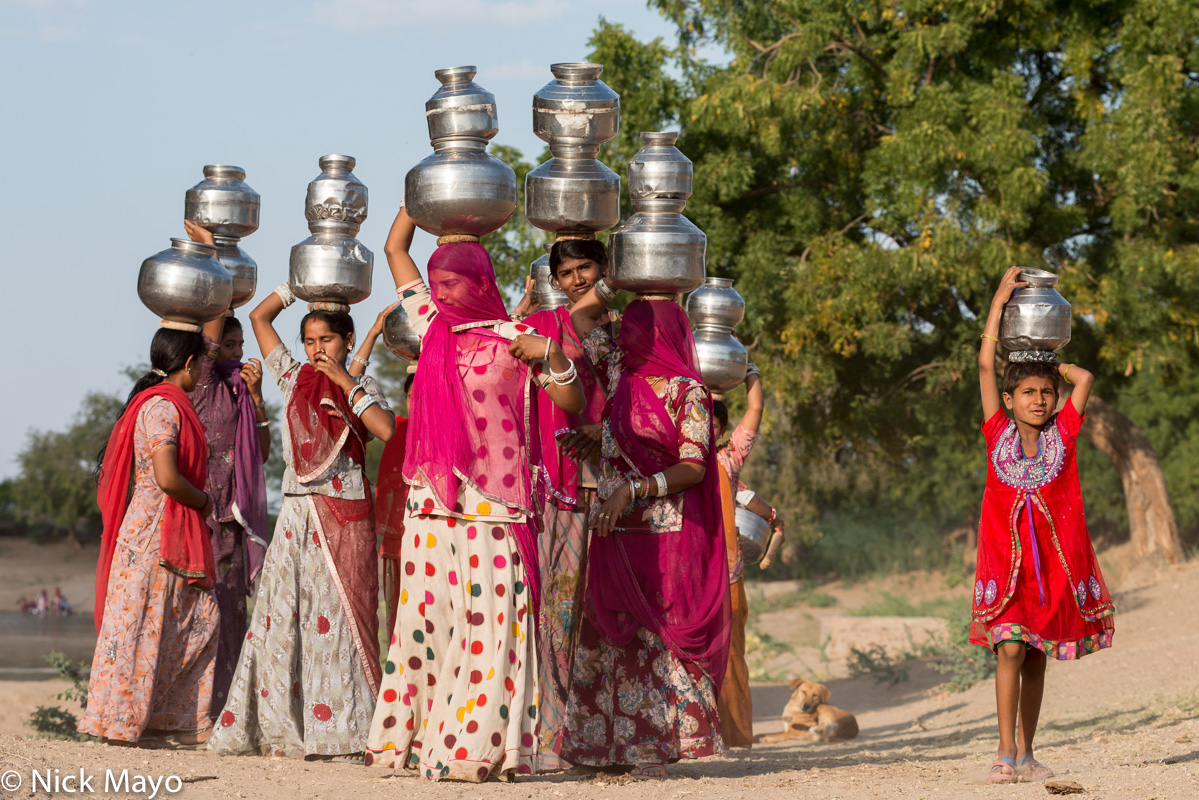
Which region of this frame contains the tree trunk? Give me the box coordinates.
[1075,395,1185,564]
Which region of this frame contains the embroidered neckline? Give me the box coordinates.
[991,416,1065,489]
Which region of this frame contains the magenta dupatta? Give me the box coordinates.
[403,242,541,610]
[524,305,607,509]
[587,299,731,687]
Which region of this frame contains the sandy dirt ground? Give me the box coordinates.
[1,538,1197,799]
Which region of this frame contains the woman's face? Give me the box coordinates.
[303,319,351,367]
[431,269,483,309]
[179,355,202,393]
[553,257,605,304]
[218,327,244,364]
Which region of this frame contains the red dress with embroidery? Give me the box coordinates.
[969,402,1115,659]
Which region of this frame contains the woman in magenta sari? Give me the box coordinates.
[556,289,730,779]
[208,285,395,760]
[364,205,584,782]
[519,238,618,767]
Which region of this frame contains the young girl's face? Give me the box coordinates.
[1003,376,1058,427]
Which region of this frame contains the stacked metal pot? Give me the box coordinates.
[608,132,707,296]
[137,238,233,331]
[524,62,622,310]
[687,277,749,392]
[184,165,261,309]
[289,154,374,309]
[405,67,517,240]
[1000,267,1071,362]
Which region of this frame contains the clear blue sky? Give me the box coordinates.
[0,0,683,478]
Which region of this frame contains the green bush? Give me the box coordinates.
[27,651,92,741]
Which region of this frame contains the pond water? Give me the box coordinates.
[0,612,96,679]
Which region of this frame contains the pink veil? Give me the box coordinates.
[403,242,541,609]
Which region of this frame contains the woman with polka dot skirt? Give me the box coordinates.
[364,205,584,782]
[207,287,396,760]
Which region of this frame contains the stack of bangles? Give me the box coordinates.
[626,471,668,503]
[347,382,378,417]
[767,506,777,525]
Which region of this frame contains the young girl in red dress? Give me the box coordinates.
[973,267,1115,784]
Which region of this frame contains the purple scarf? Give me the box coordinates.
[216,360,269,582]
[588,299,731,687]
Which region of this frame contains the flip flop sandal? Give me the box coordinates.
[629,764,668,781]
[987,757,1018,784]
[1016,757,1054,781]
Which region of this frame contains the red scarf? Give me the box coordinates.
[288,365,368,478]
[94,382,213,634]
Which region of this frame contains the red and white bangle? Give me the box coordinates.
[766,507,777,525]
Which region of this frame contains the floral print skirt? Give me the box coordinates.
[556,614,724,767]
[536,500,589,768]
[207,494,376,757]
[79,522,219,742]
[365,509,539,782]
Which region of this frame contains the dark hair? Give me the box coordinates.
[299,310,355,344]
[221,315,243,337]
[713,399,729,432]
[549,239,608,278]
[95,328,206,482]
[1002,360,1060,397]
[404,373,415,394]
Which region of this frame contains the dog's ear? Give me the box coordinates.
[817,684,831,703]
[790,677,804,690]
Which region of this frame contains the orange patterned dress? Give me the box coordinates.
[79,396,220,741]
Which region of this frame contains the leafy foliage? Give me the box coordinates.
[579,0,1199,572]
[27,651,92,741]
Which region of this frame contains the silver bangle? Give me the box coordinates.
[352,354,369,368]
[626,479,636,506]
[653,471,667,497]
[352,394,378,418]
[595,278,617,302]
[256,420,270,428]
[347,383,366,404]
[549,360,577,386]
[274,283,296,308]
[543,336,552,361]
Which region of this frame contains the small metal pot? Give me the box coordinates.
[289,233,374,305]
[693,329,748,392]
[184,165,260,239]
[383,304,422,361]
[1000,267,1071,353]
[735,505,770,566]
[213,236,257,309]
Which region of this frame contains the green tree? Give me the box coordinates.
[13,392,123,543]
[587,0,1197,572]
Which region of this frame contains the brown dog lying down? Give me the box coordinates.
[756,678,859,743]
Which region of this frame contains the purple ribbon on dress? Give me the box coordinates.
[216,360,269,582]
[1024,495,1046,607]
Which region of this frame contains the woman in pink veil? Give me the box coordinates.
[554,285,730,779]
[364,205,584,782]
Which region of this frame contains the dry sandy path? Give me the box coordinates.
[1,540,1197,799]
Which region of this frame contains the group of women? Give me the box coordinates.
[83,202,783,782]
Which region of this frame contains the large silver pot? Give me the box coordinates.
[406,144,517,237]
[289,234,373,305]
[687,277,745,331]
[425,66,499,146]
[305,154,368,236]
[735,505,770,566]
[628,132,692,202]
[608,212,706,293]
[694,329,748,392]
[213,236,257,309]
[184,165,260,239]
[532,62,619,158]
[530,242,568,310]
[138,238,233,325]
[1001,267,1071,353]
[406,66,516,238]
[525,156,621,235]
[609,131,706,294]
[383,305,422,361]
